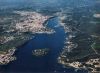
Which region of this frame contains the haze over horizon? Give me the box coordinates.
[0,0,96,10]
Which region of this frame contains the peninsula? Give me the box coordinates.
[57,12,100,73]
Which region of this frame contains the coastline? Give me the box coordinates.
[57,13,100,73]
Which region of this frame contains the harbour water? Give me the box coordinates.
[0,17,87,73]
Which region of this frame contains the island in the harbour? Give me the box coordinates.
[32,48,50,56]
[0,10,55,65]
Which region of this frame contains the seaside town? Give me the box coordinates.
[14,11,55,34]
[58,57,100,73]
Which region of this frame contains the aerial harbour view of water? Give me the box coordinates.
[0,0,100,73]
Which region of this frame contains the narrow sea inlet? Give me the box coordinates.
[0,17,68,73]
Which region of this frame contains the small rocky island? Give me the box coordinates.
[14,11,55,34]
[32,48,49,56]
